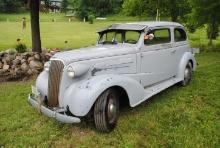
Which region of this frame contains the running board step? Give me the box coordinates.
[144,77,181,100]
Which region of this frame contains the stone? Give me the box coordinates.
[34,53,41,60]
[14,67,22,74]
[44,53,52,61]
[13,59,21,66]
[15,55,22,60]
[5,54,15,63]
[23,52,30,57]
[32,69,39,75]
[27,66,39,75]
[21,59,26,64]
[3,64,10,70]
[0,61,3,69]
[27,69,33,75]
[21,62,29,72]
[6,49,17,55]
[0,69,7,74]
[0,51,5,57]
[11,64,17,69]
[28,57,35,63]
[29,60,43,70]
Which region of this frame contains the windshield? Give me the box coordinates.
[98,30,141,45]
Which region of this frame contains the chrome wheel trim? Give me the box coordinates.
[184,66,192,83]
[107,94,117,124]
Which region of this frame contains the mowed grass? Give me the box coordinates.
[0,13,220,51]
[0,21,113,50]
[0,52,220,147]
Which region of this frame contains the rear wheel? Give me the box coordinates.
[180,62,193,86]
[94,88,119,132]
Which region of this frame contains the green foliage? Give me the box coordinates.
[122,0,191,21]
[207,23,219,40]
[0,0,24,13]
[189,0,220,45]
[15,43,27,53]
[68,0,123,19]
[61,0,69,13]
[122,0,145,17]
[88,14,95,24]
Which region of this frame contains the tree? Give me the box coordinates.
[189,0,220,45]
[44,0,50,12]
[0,0,23,13]
[122,0,191,22]
[69,0,123,19]
[163,0,191,22]
[122,0,145,18]
[61,0,68,13]
[30,0,42,53]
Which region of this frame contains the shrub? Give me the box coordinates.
[15,43,27,53]
[88,14,95,24]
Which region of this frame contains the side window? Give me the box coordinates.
[144,28,171,45]
[174,28,187,42]
[125,31,140,44]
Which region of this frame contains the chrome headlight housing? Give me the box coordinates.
[44,62,50,72]
[67,66,75,78]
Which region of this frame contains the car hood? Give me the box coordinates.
[51,44,137,65]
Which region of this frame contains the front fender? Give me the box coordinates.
[63,74,145,117]
[176,52,197,80]
[36,71,48,98]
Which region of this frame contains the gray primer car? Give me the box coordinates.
[28,21,197,132]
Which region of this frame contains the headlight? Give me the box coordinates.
[67,66,75,78]
[44,62,50,72]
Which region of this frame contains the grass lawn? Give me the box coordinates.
[0,52,220,147]
[0,13,220,51]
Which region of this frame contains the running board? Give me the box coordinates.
[144,77,181,99]
[132,77,182,107]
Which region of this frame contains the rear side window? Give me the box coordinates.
[174,28,187,42]
[145,29,171,45]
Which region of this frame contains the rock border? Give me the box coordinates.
[0,50,53,82]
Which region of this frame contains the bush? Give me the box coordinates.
[88,14,95,24]
[15,43,27,53]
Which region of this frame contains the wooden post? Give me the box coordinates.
[30,0,42,53]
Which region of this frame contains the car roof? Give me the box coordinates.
[98,21,184,33]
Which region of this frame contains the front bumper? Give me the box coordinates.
[28,88,81,124]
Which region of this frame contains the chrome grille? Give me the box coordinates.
[48,60,64,107]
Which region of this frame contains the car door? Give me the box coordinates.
[172,27,190,72]
[139,27,177,87]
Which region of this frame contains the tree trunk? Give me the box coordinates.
[30,0,42,53]
[170,0,177,22]
[208,20,215,46]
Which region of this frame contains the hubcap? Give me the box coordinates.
[184,68,189,79]
[107,95,117,124]
[184,67,191,83]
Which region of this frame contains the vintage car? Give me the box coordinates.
[28,21,197,132]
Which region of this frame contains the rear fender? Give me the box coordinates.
[63,74,145,117]
[176,52,197,80]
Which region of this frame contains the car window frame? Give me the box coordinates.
[174,27,187,42]
[144,27,172,46]
[98,30,141,45]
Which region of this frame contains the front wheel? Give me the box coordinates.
[180,62,193,86]
[93,88,119,132]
